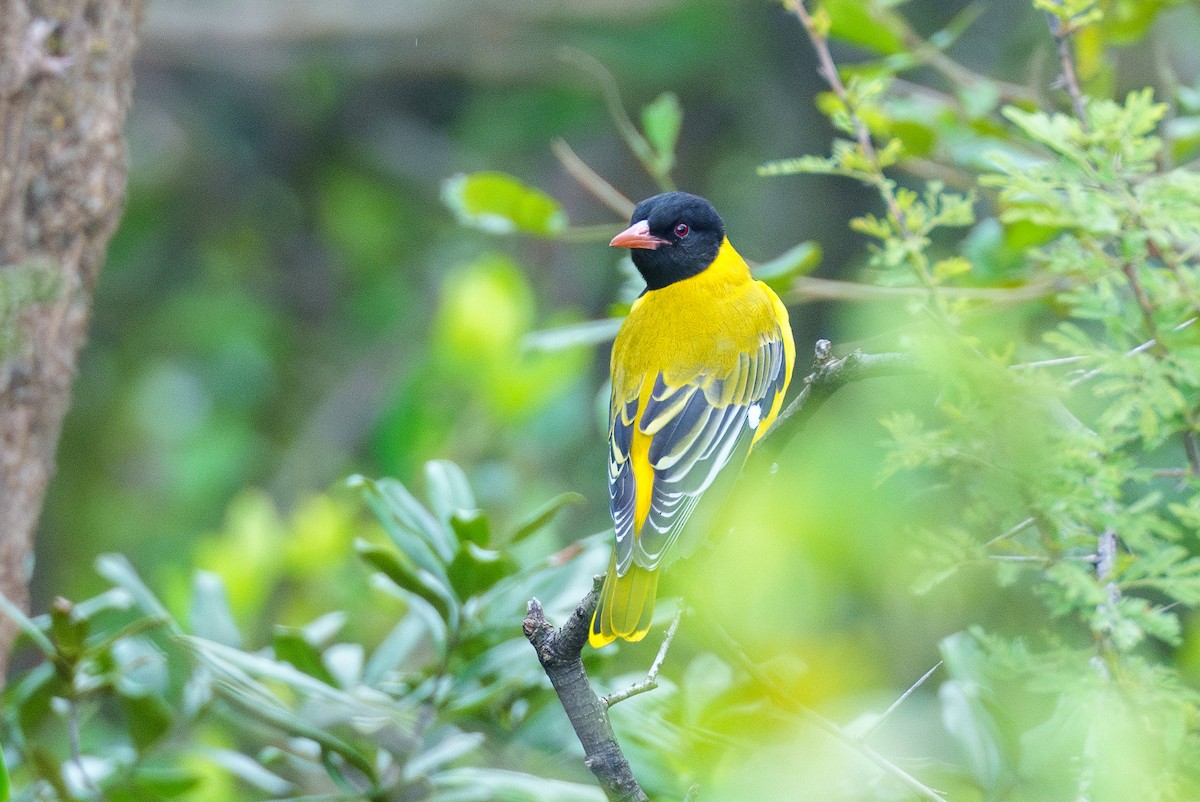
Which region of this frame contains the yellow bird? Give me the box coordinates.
[589,192,796,648]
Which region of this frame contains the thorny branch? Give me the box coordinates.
[1043,11,1200,476]
[1047,13,1089,130]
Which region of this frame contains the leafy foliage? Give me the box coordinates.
[1,464,602,801]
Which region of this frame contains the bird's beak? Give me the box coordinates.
[610,219,667,250]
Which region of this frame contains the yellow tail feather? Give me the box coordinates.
[589,555,660,648]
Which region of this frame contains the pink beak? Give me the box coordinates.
[610,219,667,250]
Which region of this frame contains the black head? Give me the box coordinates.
[610,192,726,291]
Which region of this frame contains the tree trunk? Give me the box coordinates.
[0,0,142,679]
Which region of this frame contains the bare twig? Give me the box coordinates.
[552,138,636,220]
[878,3,1037,107]
[790,276,1054,305]
[982,517,1037,549]
[67,697,105,799]
[523,581,648,802]
[602,607,683,709]
[1118,262,1200,473]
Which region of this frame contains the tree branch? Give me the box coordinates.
[0,0,144,680]
[523,578,648,802]
[602,606,682,709]
[764,339,918,452]
[1046,13,1089,130]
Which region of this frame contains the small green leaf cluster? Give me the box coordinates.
[972,88,1200,651]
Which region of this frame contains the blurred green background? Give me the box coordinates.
[41,0,873,603]
[36,0,1200,681]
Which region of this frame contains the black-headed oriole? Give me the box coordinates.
[590,192,795,648]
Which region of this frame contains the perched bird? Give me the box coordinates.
[589,192,796,648]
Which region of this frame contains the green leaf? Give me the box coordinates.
[113,636,169,697]
[190,571,242,648]
[363,616,426,685]
[120,692,173,750]
[447,541,518,599]
[371,575,449,657]
[823,0,905,54]
[425,460,478,530]
[429,767,606,802]
[48,598,87,661]
[0,589,54,658]
[71,588,134,621]
[641,92,683,173]
[442,172,568,236]
[450,509,491,548]
[349,475,452,579]
[404,731,485,781]
[202,748,294,796]
[0,744,9,802]
[12,663,59,734]
[355,540,459,627]
[95,554,177,632]
[506,491,586,544]
[273,626,339,686]
[130,766,202,798]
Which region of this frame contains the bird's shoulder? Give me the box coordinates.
[611,279,788,406]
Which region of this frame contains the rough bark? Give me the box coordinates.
[523,580,649,802]
[0,0,143,679]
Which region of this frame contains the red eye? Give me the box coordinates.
[674,223,689,238]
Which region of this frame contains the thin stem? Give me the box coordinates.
[559,48,675,192]
[789,276,1054,305]
[1121,263,1164,351]
[602,606,683,709]
[1011,355,1087,369]
[552,138,636,220]
[982,516,1037,549]
[1047,14,1089,129]
[68,697,105,800]
[1119,263,1200,473]
[879,4,1037,107]
[711,622,949,802]
[858,661,943,740]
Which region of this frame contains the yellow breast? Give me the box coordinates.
[611,238,786,393]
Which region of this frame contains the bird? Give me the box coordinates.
[589,191,796,648]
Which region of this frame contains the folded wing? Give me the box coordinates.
[608,333,789,575]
